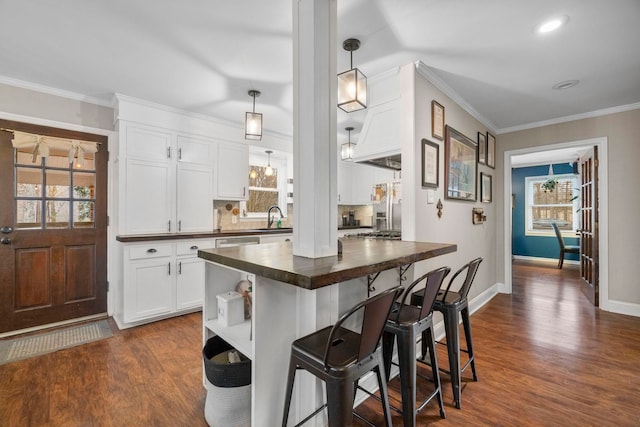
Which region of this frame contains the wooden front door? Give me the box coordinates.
[579,146,599,306]
[0,120,108,333]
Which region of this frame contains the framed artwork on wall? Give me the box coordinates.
[477,131,487,165]
[445,125,477,201]
[421,138,439,188]
[431,100,445,140]
[481,172,492,203]
[487,131,496,168]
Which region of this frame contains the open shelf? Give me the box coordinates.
[204,318,253,359]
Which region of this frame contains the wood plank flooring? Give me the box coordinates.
[0,260,639,426]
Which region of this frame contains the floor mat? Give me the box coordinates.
[0,320,113,365]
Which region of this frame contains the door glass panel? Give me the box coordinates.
[15,149,41,166]
[73,172,95,199]
[16,167,42,197]
[73,152,95,171]
[73,201,95,227]
[45,147,71,169]
[45,170,70,198]
[16,200,42,229]
[45,201,70,228]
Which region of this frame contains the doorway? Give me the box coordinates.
[503,137,609,309]
[0,120,108,334]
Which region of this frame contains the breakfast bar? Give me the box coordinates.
[198,238,456,426]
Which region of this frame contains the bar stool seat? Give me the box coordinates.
[411,257,483,409]
[380,266,450,427]
[282,286,402,427]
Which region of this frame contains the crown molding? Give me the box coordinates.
[0,75,112,107]
[414,61,498,134]
[497,102,640,134]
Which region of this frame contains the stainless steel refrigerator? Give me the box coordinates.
[372,181,401,232]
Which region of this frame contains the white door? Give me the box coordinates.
[176,257,205,310]
[176,164,213,232]
[125,159,174,234]
[125,258,174,322]
[216,143,249,200]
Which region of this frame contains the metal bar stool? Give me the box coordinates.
[380,266,450,427]
[281,286,402,427]
[411,257,483,409]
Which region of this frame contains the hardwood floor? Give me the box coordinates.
[0,260,639,426]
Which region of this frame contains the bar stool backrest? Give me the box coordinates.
[394,266,450,322]
[322,286,402,369]
[440,257,483,303]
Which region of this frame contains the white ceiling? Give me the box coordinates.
[1,0,639,142]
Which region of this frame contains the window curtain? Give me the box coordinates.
[11,131,98,166]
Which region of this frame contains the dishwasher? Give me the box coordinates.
[215,235,261,248]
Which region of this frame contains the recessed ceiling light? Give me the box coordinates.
[552,80,580,90]
[535,15,569,34]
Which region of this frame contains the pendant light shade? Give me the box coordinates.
[337,39,367,113]
[341,127,356,161]
[265,150,274,176]
[245,90,263,140]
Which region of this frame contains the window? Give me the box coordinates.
[15,145,96,229]
[241,152,286,218]
[525,174,578,235]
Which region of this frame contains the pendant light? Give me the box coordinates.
[245,90,263,140]
[341,127,356,161]
[265,150,274,176]
[337,38,367,113]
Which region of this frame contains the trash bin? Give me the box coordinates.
[203,335,251,427]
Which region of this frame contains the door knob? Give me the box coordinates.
[1,237,11,245]
[0,226,12,234]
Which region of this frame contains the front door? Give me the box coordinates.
[0,120,108,333]
[579,146,599,306]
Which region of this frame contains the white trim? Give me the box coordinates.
[0,111,112,137]
[414,61,497,134]
[607,300,640,318]
[497,102,640,134]
[504,137,609,309]
[513,255,579,266]
[0,75,112,107]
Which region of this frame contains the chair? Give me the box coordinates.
[282,286,402,427]
[551,222,580,269]
[380,266,451,427]
[411,257,483,409]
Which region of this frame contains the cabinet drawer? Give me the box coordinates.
[176,240,215,256]
[129,244,172,260]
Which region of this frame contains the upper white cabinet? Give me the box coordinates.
[216,143,249,200]
[119,122,214,234]
[337,161,352,204]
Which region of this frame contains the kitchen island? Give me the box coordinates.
[198,238,456,426]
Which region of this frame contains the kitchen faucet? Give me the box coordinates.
[267,205,284,228]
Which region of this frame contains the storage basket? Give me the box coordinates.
[202,335,251,387]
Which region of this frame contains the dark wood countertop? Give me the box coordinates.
[116,228,293,242]
[198,239,457,290]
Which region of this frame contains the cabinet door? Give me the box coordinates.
[125,124,173,162]
[337,161,352,204]
[350,163,375,205]
[177,135,214,165]
[125,159,174,234]
[176,257,204,310]
[216,143,249,200]
[124,258,174,322]
[176,164,213,232]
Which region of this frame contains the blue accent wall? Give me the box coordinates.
[512,163,579,260]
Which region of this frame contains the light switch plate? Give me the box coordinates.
[427,189,435,204]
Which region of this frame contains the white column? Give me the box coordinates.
[292,0,338,258]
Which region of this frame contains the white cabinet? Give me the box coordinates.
[350,162,375,205]
[120,122,214,234]
[122,239,214,324]
[337,161,352,204]
[216,143,249,200]
[260,233,292,244]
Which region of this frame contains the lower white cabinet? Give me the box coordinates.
[122,239,214,324]
[259,233,292,244]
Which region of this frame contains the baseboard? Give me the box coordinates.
[112,307,202,330]
[512,255,579,265]
[353,282,501,408]
[607,300,640,318]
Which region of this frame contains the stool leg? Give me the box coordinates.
[282,357,297,427]
[374,355,394,427]
[326,378,355,427]
[558,251,565,269]
[382,330,395,382]
[443,307,462,409]
[425,326,446,419]
[396,328,417,427]
[461,306,477,381]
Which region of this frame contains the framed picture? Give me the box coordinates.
[445,125,477,201]
[431,100,445,140]
[421,138,439,188]
[486,131,496,168]
[481,172,492,203]
[477,132,487,165]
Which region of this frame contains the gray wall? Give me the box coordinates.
[496,108,640,305]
